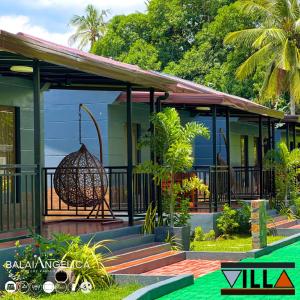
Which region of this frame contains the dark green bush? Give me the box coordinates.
[217,204,239,236]
[236,202,251,233]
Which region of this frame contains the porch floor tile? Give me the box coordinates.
[142,259,232,278]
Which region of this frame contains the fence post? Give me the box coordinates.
[251,199,267,249]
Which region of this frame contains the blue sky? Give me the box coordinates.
[0,0,146,47]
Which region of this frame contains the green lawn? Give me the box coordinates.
[190,235,285,252]
[1,284,140,300]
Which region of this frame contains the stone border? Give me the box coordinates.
[249,232,300,258]
[186,251,249,260]
[123,274,194,300]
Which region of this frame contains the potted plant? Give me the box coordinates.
[136,108,210,250]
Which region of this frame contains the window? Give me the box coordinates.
[0,106,16,166]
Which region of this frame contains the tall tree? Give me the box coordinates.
[165,2,262,100]
[224,0,300,114]
[92,0,233,69]
[69,5,109,50]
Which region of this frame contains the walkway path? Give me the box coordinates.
[159,240,300,299]
[143,259,229,278]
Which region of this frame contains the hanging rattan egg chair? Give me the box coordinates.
[53,104,115,219]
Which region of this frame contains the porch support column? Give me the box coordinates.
[286,123,290,149]
[226,108,231,206]
[33,60,42,234]
[212,105,218,212]
[267,117,271,151]
[271,121,275,150]
[126,85,134,226]
[271,121,276,197]
[155,96,162,219]
[258,116,263,198]
[293,123,296,150]
[149,88,156,206]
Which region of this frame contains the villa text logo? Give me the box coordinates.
[221,262,295,295]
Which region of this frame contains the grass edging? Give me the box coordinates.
[249,233,300,258]
[123,274,194,300]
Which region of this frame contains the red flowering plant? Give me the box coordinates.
[3,231,79,289]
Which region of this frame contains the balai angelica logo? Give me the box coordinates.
[4,256,90,270]
[221,262,295,296]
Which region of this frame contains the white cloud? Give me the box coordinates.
[0,15,73,46]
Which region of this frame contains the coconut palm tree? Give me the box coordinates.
[224,0,300,115]
[68,5,109,50]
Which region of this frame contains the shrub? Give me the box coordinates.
[61,238,112,289]
[143,202,157,234]
[217,204,239,236]
[236,202,251,234]
[294,197,300,217]
[204,230,216,241]
[193,226,205,241]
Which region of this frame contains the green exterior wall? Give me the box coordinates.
[107,105,269,167]
[0,77,39,165]
[108,102,150,166]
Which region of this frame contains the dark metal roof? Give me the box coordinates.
[117,92,284,119]
[0,30,196,92]
[283,115,300,124]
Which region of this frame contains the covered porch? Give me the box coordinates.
[115,89,283,212]
[0,30,192,244]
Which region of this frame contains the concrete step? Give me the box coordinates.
[80,224,143,244]
[108,251,186,274]
[105,242,171,267]
[101,234,156,253]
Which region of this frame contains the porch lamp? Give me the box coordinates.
[195,106,211,111]
[10,66,33,73]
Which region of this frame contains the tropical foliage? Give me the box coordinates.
[142,202,158,234]
[136,108,209,227]
[225,0,300,114]
[89,0,270,100]
[69,4,109,50]
[4,233,113,293]
[265,141,300,206]
[61,239,112,289]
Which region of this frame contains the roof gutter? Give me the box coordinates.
[156,92,170,111]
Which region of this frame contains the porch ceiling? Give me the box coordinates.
[117,92,284,120]
[0,30,195,92]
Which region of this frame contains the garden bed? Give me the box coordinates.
[190,234,285,252]
[1,284,141,300]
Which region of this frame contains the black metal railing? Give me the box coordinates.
[192,165,273,211]
[43,165,274,216]
[43,166,151,217]
[0,165,36,240]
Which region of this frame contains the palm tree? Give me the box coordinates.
[265,142,300,206]
[68,5,109,50]
[224,0,300,115]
